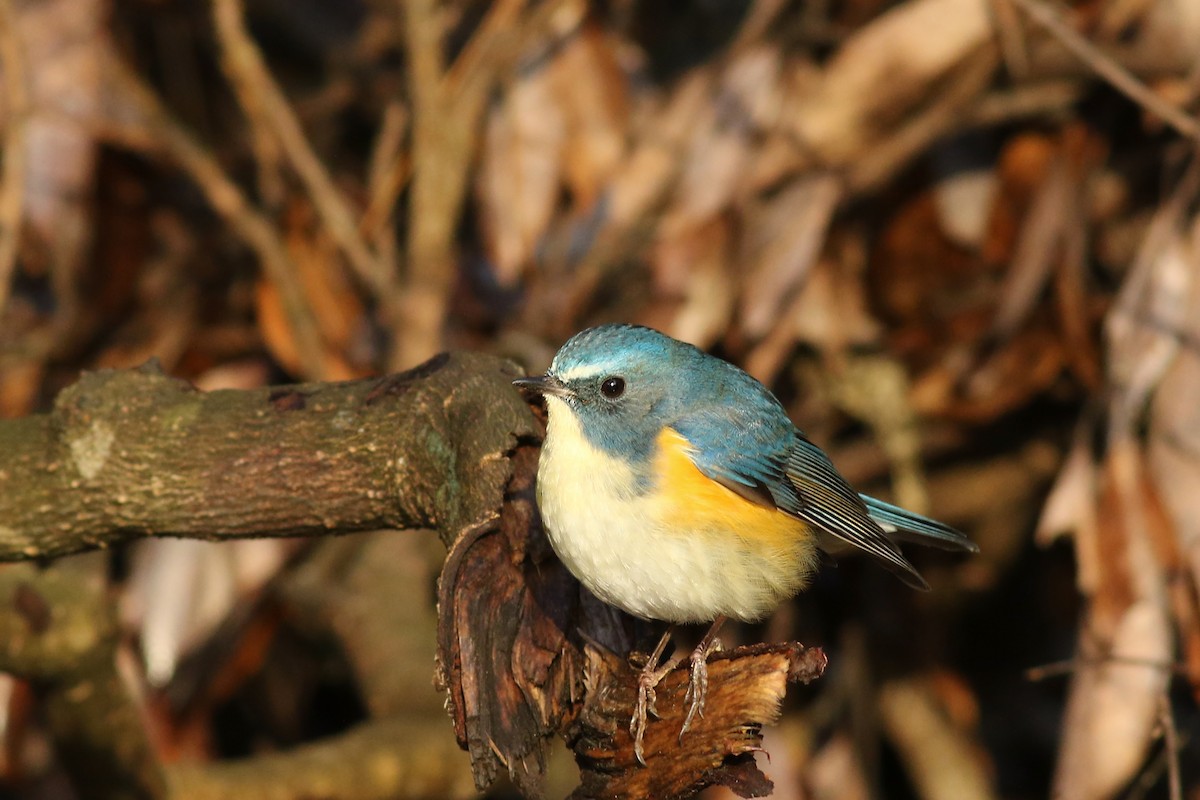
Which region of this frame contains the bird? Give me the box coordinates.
[512,324,977,764]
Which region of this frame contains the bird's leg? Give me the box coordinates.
[680,615,726,742]
[631,627,680,765]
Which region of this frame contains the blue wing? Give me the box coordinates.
[780,434,929,589]
[671,405,792,505]
[673,403,969,589]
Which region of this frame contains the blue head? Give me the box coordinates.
[513,324,787,467]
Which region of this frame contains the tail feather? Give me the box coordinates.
[859,495,978,553]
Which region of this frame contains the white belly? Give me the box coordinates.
[536,398,810,623]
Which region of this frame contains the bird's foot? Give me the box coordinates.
[630,628,679,766]
[680,634,722,741]
[679,615,727,743]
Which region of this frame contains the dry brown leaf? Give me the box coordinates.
[16,0,105,277]
[806,732,871,800]
[738,173,843,340]
[1036,427,1098,573]
[927,669,982,730]
[1053,603,1171,799]
[1052,445,1172,800]
[878,679,997,800]
[739,55,823,193]
[647,216,733,350]
[981,132,1057,267]
[256,202,368,380]
[477,57,566,286]
[0,358,43,419]
[1147,299,1200,699]
[0,674,18,777]
[607,71,711,228]
[871,187,981,355]
[985,126,1105,389]
[745,239,884,385]
[911,326,1065,421]
[284,201,367,355]
[550,24,628,209]
[1054,214,1102,391]
[1049,198,1200,783]
[989,155,1073,341]
[786,248,880,352]
[1105,212,1198,427]
[827,352,932,513]
[932,167,998,250]
[789,0,992,167]
[1148,346,1200,600]
[660,46,782,236]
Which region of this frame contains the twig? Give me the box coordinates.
[395,0,529,369]
[212,0,392,297]
[0,0,27,318]
[967,79,1081,126]
[1158,692,1182,800]
[1008,0,1200,141]
[989,0,1031,78]
[396,0,572,369]
[1024,655,1190,681]
[105,54,330,379]
[441,0,526,98]
[360,100,410,246]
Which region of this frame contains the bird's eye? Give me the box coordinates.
[600,376,626,399]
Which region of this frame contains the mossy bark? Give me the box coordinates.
[0,353,536,558]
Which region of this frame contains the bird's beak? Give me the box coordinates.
[512,374,574,399]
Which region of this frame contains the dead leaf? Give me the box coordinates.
[550,24,628,209]
[647,216,733,350]
[789,0,993,166]
[255,199,368,381]
[878,679,997,800]
[17,0,106,275]
[911,326,1065,421]
[477,53,566,286]
[660,47,783,237]
[1036,425,1097,568]
[806,732,871,800]
[1052,448,1172,800]
[607,71,711,228]
[738,173,843,340]
[989,155,1074,341]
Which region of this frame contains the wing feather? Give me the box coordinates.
[669,391,969,590]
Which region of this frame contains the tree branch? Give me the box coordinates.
[166,718,478,800]
[0,357,827,798]
[570,642,828,800]
[0,353,535,559]
[0,566,167,800]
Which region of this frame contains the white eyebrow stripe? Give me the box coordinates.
[554,362,616,383]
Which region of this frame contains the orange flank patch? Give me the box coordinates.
[652,427,809,552]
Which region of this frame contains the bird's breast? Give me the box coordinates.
[536,401,818,623]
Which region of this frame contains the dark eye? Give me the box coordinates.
[600,376,626,399]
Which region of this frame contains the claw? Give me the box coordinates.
[679,616,726,743]
[630,628,677,766]
[629,617,730,762]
